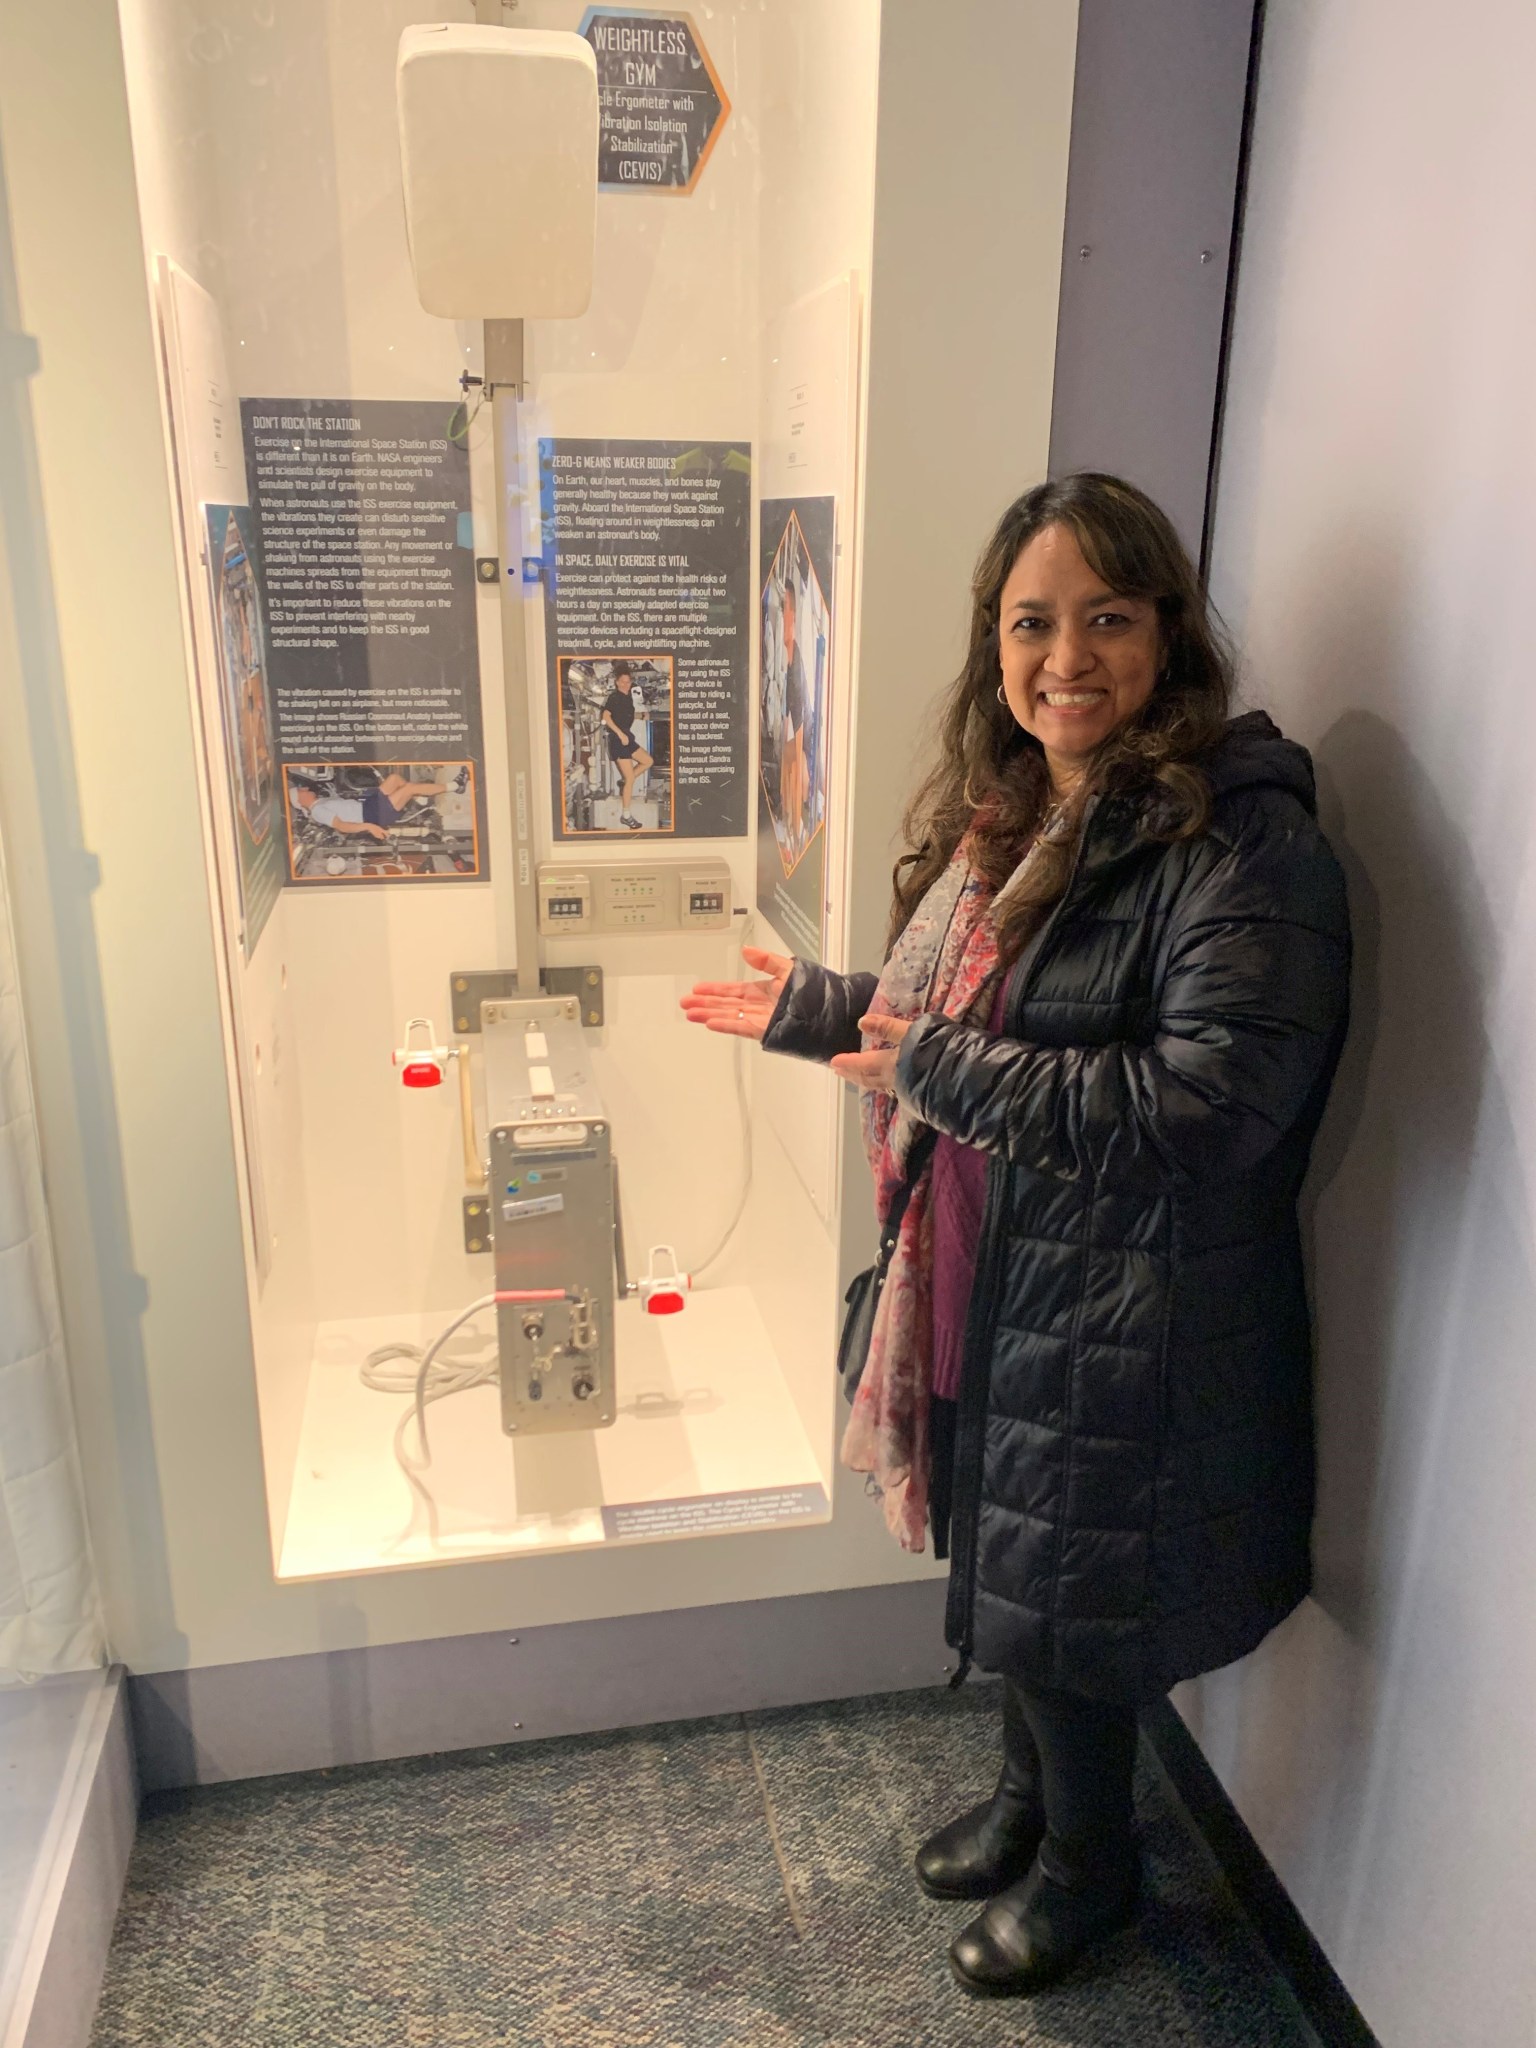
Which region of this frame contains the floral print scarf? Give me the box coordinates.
[840,836,1047,1551]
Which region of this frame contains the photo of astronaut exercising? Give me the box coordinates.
[557,655,674,834]
[284,762,480,879]
[600,663,654,831]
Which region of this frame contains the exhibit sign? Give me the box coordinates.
[579,9,729,194]
[204,506,283,957]
[155,258,272,1285]
[538,438,751,840]
[756,498,835,960]
[241,398,487,884]
[601,1482,829,1542]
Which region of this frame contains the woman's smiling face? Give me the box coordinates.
[996,523,1162,786]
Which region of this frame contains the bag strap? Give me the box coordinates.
[874,1124,939,1266]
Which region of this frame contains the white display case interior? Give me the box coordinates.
[117,0,885,1580]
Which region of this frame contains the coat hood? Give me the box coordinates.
[1206,709,1317,816]
[1086,710,1318,875]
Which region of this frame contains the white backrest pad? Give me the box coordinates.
[397,24,598,320]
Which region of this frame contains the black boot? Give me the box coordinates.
[948,1830,1142,1997]
[914,1682,1045,1901]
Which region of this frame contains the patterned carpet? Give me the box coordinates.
[93,1686,1316,2047]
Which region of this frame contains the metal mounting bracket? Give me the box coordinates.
[449,966,604,1033]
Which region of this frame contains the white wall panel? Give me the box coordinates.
[1191,4,1536,2042]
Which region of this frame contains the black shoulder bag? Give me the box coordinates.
[836,1126,939,1406]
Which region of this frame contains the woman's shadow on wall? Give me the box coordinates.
[1298,699,1523,1682]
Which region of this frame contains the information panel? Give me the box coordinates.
[756,497,835,960]
[241,397,486,884]
[601,1482,828,1543]
[579,8,729,194]
[538,438,751,840]
[204,504,283,954]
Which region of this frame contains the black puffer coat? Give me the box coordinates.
[764,713,1351,1703]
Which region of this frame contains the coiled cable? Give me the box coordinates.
[360,1295,498,1543]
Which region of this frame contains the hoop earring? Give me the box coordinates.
[996,683,1007,705]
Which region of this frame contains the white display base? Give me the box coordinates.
[277,1285,829,1580]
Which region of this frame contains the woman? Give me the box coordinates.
[682,473,1350,1998]
[292,769,447,842]
[600,662,653,830]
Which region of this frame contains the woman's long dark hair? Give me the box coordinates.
[890,472,1235,961]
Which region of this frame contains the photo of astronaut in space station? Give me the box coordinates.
[212,506,276,845]
[556,655,675,834]
[204,503,284,955]
[759,511,830,876]
[283,761,481,880]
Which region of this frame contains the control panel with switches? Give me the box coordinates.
[537,858,733,935]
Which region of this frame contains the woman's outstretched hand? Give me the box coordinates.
[830,1012,912,1092]
[679,946,792,1041]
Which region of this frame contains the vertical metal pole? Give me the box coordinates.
[474,0,540,992]
[485,320,541,995]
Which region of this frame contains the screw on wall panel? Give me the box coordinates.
[587,1010,600,1026]
[468,1238,484,1253]
[455,977,469,992]
[1199,249,1214,264]
[457,1016,469,1030]
[513,1720,523,1729]
[1078,245,1092,259]
[509,1636,520,1645]
[586,971,599,986]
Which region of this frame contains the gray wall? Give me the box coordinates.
[1185,3,1536,2044]
[1049,0,1258,561]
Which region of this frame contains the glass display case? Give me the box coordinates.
[118,0,882,1581]
[2,0,1249,1742]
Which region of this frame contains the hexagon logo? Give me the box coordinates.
[579,9,731,196]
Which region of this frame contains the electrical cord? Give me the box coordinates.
[446,387,487,446]
[361,1296,498,1543]
[689,912,757,1279]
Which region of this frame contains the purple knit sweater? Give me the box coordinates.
[929,978,1008,1401]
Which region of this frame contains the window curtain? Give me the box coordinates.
[0,820,104,1684]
